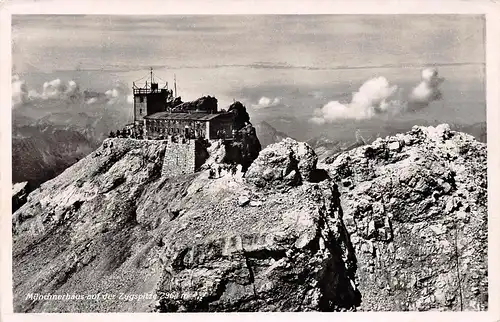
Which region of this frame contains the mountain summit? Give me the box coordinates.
[12,124,487,312]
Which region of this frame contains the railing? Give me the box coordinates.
[133,88,173,95]
[133,88,155,95]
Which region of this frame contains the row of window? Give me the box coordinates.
[147,126,203,135]
[148,120,203,127]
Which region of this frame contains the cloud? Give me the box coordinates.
[407,67,444,111]
[310,76,401,123]
[310,68,445,124]
[12,75,29,107]
[12,75,134,108]
[310,116,326,125]
[103,82,133,105]
[252,96,282,109]
[12,76,82,107]
[32,78,82,101]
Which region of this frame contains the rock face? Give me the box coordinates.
[227,101,250,130]
[197,102,261,172]
[155,179,360,312]
[12,137,359,312]
[324,124,487,311]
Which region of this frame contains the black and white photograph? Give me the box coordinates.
[2,0,499,317]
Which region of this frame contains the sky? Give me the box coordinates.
[12,14,486,141]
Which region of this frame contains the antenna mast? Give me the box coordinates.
[150,67,154,84]
[174,74,177,97]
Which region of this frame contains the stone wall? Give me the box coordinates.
[161,139,196,177]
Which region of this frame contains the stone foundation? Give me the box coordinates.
[161,139,196,177]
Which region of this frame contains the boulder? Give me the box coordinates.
[245,138,319,189]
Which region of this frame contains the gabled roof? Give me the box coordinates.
[144,112,232,121]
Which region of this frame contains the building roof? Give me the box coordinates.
[144,112,232,121]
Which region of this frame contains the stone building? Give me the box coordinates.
[129,69,235,141]
[143,112,234,140]
[120,69,241,177]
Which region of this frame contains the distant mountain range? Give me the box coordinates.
[12,104,129,188]
[308,121,487,162]
[254,121,291,148]
[12,124,97,186]
[450,122,487,143]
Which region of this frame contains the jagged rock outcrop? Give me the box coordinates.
[220,102,261,171]
[191,102,261,172]
[227,101,251,130]
[223,124,262,171]
[155,178,360,312]
[12,137,359,312]
[171,96,218,113]
[324,124,487,311]
[245,138,320,189]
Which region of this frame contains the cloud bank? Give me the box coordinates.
[310,68,444,124]
[101,84,134,106]
[252,96,282,109]
[12,75,133,108]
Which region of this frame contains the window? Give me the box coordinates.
[139,96,144,103]
[139,108,142,114]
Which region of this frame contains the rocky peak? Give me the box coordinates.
[324,124,487,311]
